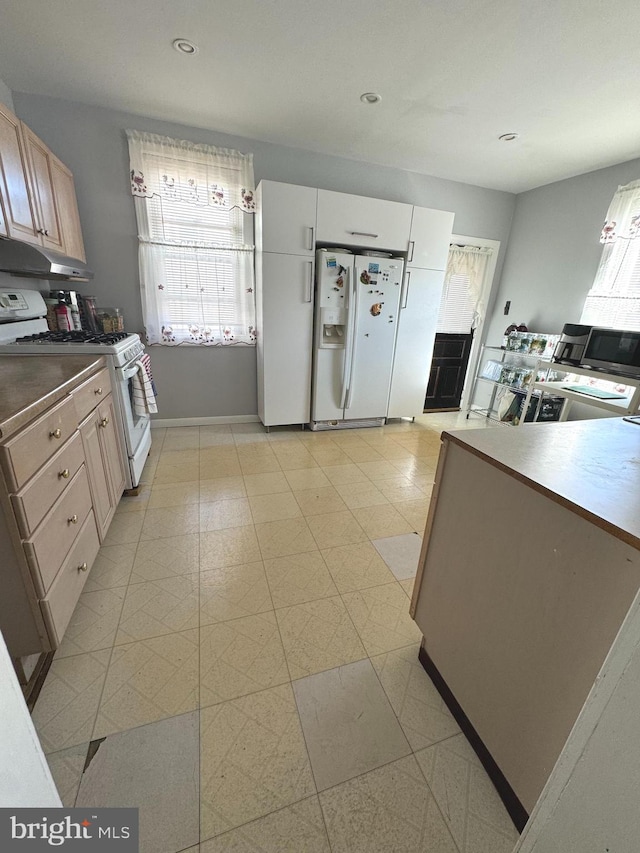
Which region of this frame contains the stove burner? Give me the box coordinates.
[15,330,131,345]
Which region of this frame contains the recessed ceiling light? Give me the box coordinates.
[360,92,382,105]
[498,132,519,142]
[173,38,198,55]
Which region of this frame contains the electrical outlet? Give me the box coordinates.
[504,300,511,315]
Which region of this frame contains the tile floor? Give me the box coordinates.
[36,412,519,853]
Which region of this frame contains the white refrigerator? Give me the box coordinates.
[311,249,404,428]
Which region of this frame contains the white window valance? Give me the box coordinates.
[126,130,256,346]
[582,179,640,331]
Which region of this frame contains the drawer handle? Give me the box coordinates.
[99,417,109,428]
[78,562,88,573]
[94,387,103,395]
[49,428,62,439]
[67,514,78,525]
[44,229,50,236]
[348,231,379,238]
[59,468,70,479]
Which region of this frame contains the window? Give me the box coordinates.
[436,245,492,333]
[581,179,640,331]
[126,130,256,346]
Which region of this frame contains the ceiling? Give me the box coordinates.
[0,0,639,193]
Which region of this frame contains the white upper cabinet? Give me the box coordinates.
[316,189,412,252]
[256,181,317,256]
[408,206,455,271]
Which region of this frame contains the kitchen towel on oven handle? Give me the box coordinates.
[131,359,158,415]
[140,352,157,397]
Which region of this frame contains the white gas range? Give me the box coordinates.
[0,288,152,489]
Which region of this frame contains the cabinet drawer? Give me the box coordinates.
[0,394,78,491]
[11,430,84,537]
[72,366,111,423]
[316,190,413,252]
[40,510,100,647]
[24,464,92,595]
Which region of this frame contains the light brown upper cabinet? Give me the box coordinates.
[20,123,64,253]
[0,102,41,245]
[0,189,6,237]
[50,155,86,262]
[0,102,86,262]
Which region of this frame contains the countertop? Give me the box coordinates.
[444,417,640,550]
[0,354,106,440]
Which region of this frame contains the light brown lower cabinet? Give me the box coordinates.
[79,394,125,541]
[0,359,126,683]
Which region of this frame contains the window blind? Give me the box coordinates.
[436,272,475,334]
[581,180,640,332]
[127,131,256,346]
[437,246,492,334]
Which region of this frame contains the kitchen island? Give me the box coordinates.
[411,417,640,827]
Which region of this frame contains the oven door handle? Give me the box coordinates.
[122,362,141,380]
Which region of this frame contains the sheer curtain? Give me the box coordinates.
[436,245,492,333]
[581,179,640,331]
[126,130,256,346]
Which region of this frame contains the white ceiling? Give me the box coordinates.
[1,0,639,193]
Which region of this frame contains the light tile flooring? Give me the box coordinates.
[37,412,519,853]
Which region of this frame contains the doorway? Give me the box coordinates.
[424,237,500,413]
[425,332,473,411]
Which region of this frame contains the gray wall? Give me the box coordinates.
[12,92,516,419]
[0,77,14,112]
[485,156,640,344]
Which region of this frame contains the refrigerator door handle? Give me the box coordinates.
[304,261,313,303]
[344,267,360,410]
[340,266,357,409]
[400,270,411,310]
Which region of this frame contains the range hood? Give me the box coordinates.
[0,237,94,281]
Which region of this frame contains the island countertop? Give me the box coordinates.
[0,354,106,440]
[443,417,640,550]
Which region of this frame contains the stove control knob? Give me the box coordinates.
[49,428,62,439]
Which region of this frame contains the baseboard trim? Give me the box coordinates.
[418,645,529,833]
[151,415,261,428]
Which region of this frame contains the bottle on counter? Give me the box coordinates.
[54,295,72,331]
[70,302,82,331]
[44,298,58,331]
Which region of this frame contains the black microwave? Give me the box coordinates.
[580,327,640,378]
